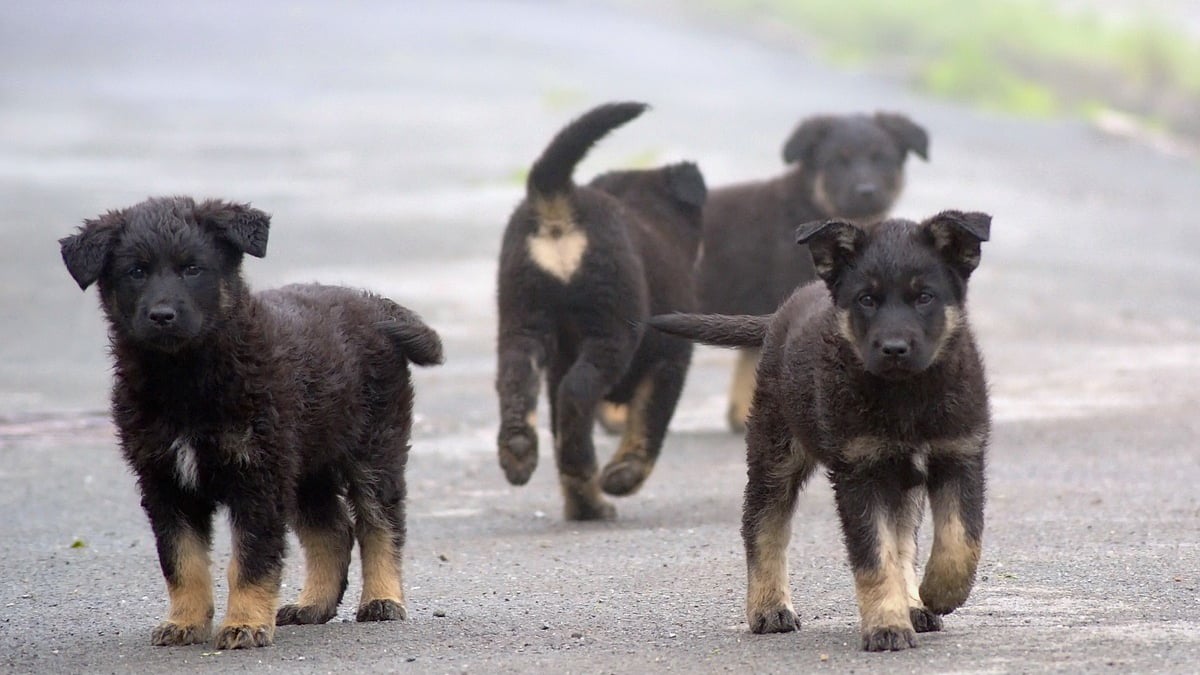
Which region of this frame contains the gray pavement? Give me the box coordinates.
[1,1,1198,672]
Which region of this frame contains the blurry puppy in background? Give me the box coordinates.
[696,112,928,431]
[652,210,991,651]
[60,196,442,649]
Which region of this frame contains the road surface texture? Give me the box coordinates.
[1,1,1198,673]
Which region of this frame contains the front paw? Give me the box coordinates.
[600,455,653,496]
[748,605,800,634]
[213,623,273,649]
[356,598,407,622]
[861,625,917,651]
[151,620,211,646]
[910,606,943,633]
[276,603,337,625]
[498,427,538,485]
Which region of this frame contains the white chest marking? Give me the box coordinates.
[527,229,587,283]
[170,437,200,491]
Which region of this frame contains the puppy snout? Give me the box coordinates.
[148,305,177,327]
[854,182,878,198]
[879,339,910,358]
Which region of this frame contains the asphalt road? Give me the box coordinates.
[1,1,1198,673]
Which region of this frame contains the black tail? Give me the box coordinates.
[376,314,444,367]
[527,102,649,200]
[647,313,770,348]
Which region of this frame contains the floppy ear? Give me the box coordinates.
[874,112,929,160]
[194,199,270,258]
[795,218,867,286]
[59,211,124,290]
[666,161,707,209]
[781,116,834,166]
[923,210,991,280]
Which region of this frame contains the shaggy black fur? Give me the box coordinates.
[650,211,991,652]
[495,102,706,520]
[695,112,929,431]
[60,196,442,649]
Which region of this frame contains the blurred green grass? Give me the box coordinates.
[706,0,1200,138]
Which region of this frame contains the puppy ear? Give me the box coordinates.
[59,211,123,290]
[782,116,834,166]
[194,199,270,258]
[923,210,991,279]
[874,112,929,160]
[795,219,867,285]
[666,161,707,209]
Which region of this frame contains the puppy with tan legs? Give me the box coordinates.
[651,211,990,651]
[60,197,443,648]
[495,102,706,520]
[696,112,928,432]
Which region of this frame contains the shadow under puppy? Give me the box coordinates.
[651,211,991,651]
[696,112,928,432]
[495,102,706,520]
[59,197,443,649]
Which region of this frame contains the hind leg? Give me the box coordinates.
[277,471,353,626]
[595,401,628,435]
[553,337,633,520]
[496,330,547,486]
[350,454,409,622]
[726,348,759,433]
[600,343,691,496]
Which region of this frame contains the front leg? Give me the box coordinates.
[833,462,917,651]
[215,506,286,649]
[143,486,217,646]
[920,453,985,615]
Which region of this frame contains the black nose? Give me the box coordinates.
[148,305,176,326]
[855,183,878,198]
[880,339,910,357]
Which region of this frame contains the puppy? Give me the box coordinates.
[495,102,706,520]
[696,112,929,431]
[651,211,991,651]
[59,197,443,649]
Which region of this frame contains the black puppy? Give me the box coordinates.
[59,197,443,649]
[651,211,991,651]
[696,112,928,432]
[495,102,706,520]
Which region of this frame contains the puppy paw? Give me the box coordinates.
[599,456,653,496]
[150,620,211,646]
[861,625,917,652]
[356,598,407,622]
[213,623,273,649]
[748,605,800,634]
[910,607,943,633]
[498,428,538,486]
[563,494,617,521]
[276,603,337,626]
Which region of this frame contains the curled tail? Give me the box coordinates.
[527,101,648,201]
[647,313,770,348]
[376,311,444,367]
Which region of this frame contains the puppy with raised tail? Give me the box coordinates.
[650,211,991,651]
[60,197,443,649]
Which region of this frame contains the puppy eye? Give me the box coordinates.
[127,266,146,280]
[182,264,203,277]
[916,292,934,306]
[857,294,877,309]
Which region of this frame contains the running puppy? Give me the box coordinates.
[696,112,928,431]
[59,197,443,649]
[495,102,706,520]
[651,211,990,651]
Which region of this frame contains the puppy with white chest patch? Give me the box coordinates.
[60,196,443,649]
[650,211,991,651]
[495,102,707,520]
